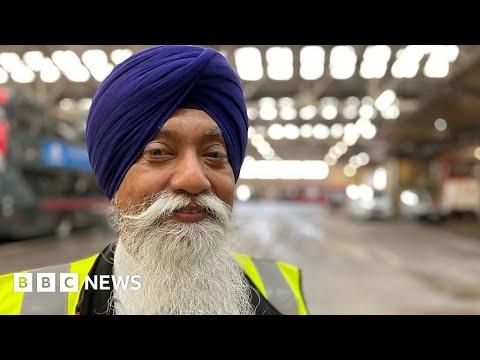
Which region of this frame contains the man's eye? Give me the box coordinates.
[207,151,227,159]
[148,148,166,156]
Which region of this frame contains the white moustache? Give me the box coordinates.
[121,191,232,228]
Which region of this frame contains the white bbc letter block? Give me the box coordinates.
[37,273,56,292]
[60,273,78,292]
[14,273,33,292]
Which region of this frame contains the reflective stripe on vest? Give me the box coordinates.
[21,263,70,314]
[251,259,299,315]
[233,253,308,315]
[0,252,307,315]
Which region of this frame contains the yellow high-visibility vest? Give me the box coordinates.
[0,253,308,315]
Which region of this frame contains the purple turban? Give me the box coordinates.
[86,45,249,199]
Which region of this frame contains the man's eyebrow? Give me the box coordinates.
[203,127,223,138]
[155,127,180,141]
[204,127,227,146]
[155,126,225,142]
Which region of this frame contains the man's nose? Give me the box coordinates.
[170,153,211,195]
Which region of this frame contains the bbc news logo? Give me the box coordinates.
[14,273,141,293]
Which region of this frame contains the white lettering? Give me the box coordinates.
[99,275,110,290]
[84,275,97,290]
[112,274,129,289]
[13,273,141,292]
[130,275,142,290]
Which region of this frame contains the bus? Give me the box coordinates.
[0,87,111,240]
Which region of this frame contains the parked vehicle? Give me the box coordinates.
[0,88,110,240]
[346,190,394,221]
[399,188,444,223]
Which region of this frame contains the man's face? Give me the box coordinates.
[115,108,235,217]
[110,109,254,315]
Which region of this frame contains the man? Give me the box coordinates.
[0,45,308,315]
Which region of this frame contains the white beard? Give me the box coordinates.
[110,191,255,315]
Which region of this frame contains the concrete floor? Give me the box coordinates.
[2,200,480,314]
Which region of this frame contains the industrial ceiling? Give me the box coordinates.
[1,44,480,168]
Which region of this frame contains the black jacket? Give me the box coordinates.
[75,242,281,315]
